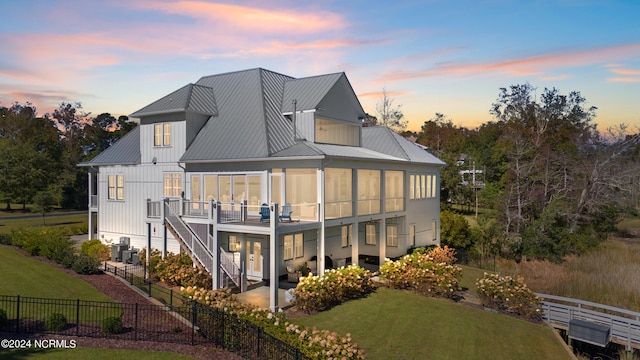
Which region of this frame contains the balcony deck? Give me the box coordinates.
[148,199,321,234]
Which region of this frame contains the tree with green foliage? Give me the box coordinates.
[32,187,62,225]
[0,103,61,210]
[440,210,472,249]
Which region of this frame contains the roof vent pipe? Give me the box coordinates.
[292,99,297,142]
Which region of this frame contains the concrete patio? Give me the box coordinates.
[235,285,295,311]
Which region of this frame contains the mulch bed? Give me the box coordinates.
[2,245,242,360]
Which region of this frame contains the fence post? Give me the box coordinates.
[257,326,262,357]
[191,302,197,346]
[148,281,152,297]
[170,289,173,311]
[135,303,138,341]
[76,299,80,336]
[15,295,20,333]
[296,348,300,360]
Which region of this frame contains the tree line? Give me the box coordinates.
[0,102,136,213]
[410,84,640,262]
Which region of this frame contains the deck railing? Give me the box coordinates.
[538,293,640,351]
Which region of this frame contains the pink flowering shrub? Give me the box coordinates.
[293,265,376,313]
[425,245,457,264]
[182,286,364,359]
[141,249,212,289]
[379,249,462,298]
[476,273,541,321]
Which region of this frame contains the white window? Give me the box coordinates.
[410,225,416,247]
[365,223,376,245]
[386,225,398,247]
[285,168,317,220]
[164,173,182,197]
[410,174,437,199]
[410,175,415,200]
[315,118,360,146]
[229,235,240,252]
[108,175,124,200]
[325,168,352,219]
[432,175,437,198]
[358,169,381,215]
[284,233,304,260]
[284,235,293,261]
[294,233,303,258]
[385,170,404,212]
[154,122,171,146]
[341,225,350,247]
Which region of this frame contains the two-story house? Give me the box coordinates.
[80,68,445,311]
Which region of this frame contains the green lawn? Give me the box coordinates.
[292,288,570,360]
[0,246,110,301]
[0,213,88,235]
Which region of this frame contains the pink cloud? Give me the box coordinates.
[358,90,413,99]
[130,1,345,34]
[377,43,640,82]
[270,39,390,50]
[609,68,640,75]
[607,77,640,83]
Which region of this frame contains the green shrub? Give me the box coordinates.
[476,272,541,321]
[0,234,12,245]
[45,312,67,331]
[293,264,376,313]
[72,253,101,275]
[380,248,463,298]
[57,248,77,268]
[11,228,74,263]
[102,316,123,334]
[0,309,7,327]
[80,239,110,261]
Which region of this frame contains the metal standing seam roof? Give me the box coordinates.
[281,73,344,113]
[78,126,141,166]
[130,83,217,117]
[87,67,444,167]
[181,68,297,161]
[271,128,444,165]
[361,127,446,165]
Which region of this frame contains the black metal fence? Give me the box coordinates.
[0,263,311,359]
[102,263,192,309]
[0,295,195,344]
[0,294,311,359]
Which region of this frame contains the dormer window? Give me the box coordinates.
[154,123,171,146]
[315,118,359,146]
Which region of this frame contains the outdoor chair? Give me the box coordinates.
[279,203,293,222]
[259,203,270,223]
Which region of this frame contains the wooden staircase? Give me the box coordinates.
[163,200,242,290]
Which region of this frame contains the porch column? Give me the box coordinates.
[161,198,167,258]
[163,224,168,259]
[240,234,247,293]
[210,202,219,289]
[318,169,325,274]
[146,222,152,263]
[351,222,359,266]
[269,203,279,312]
[87,171,93,241]
[379,218,386,266]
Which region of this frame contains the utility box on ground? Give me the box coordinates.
[569,319,610,347]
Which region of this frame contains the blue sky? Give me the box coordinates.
[1,0,639,132]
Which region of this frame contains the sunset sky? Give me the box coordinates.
[1,0,639,133]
